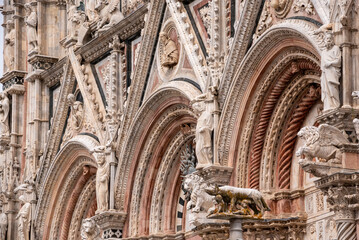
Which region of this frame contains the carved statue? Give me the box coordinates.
[95,0,124,35]
[81,218,100,240]
[23,145,36,183]
[85,0,99,22]
[0,92,10,137]
[353,91,359,99]
[191,94,213,169]
[183,173,213,213]
[25,3,38,53]
[4,20,15,71]
[296,124,349,164]
[0,211,7,240]
[16,195,31,240]
[159,32,179,68]
[67,5,87,40]
[314,24,341,111]
[205,185,271,217]
[354,118,359,141]
[63,94,84,143]
[94,146,109,213]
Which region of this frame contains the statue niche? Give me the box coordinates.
[4,20,15,72]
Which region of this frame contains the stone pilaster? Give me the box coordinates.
[25,55,58,183]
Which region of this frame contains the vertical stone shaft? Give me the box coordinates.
[336,219,356,240]
[7,85,26,240]
[108,38,121,209]
[341,27,352,108]
[230,219,244,240]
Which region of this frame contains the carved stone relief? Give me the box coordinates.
[157,21,181,79]
[292,0,315,15]
[270,0,294,18]
[62,94,85,144]
[253,1,273,40]
[81,218,100,240]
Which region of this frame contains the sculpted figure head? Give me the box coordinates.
[159,32,168,43]
[297,126,319,146]
[81,218,99,240]
[324,32,334,49]
[191,101,205,116]
[6,20,14,32]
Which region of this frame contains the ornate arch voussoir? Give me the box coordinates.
[115,84,201,213]
[34,135,99,240]
[218,19,323,174]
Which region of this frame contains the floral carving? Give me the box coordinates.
[292,0,315,15]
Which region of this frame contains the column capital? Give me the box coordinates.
[0,70,27,91]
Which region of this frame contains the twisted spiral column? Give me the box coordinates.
[277,85,320,189]
[336,220,356,240]
[248,61,320,189]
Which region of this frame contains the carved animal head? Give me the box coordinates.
[81,218,99,239]
[183,173,203,192]
[297,126,319,146]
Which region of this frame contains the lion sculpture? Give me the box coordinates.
[183,173,213,213]
[296,124,349,164]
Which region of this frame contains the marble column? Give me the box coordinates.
[230,219,244,240]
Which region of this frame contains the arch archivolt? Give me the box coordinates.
[149,131,195,234]
[115,85,201,212]
[68,176,97,240]
[129,108,195,236]
[218,19,323,171]
[231,48,320,187]
[260,75,320,191]
[35,135,99,240]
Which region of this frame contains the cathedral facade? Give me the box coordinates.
[0,0,359,239]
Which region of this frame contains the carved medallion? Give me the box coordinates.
[270,0,294,19]
[158,22,181,78]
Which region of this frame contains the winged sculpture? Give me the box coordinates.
[296,124,349,164]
